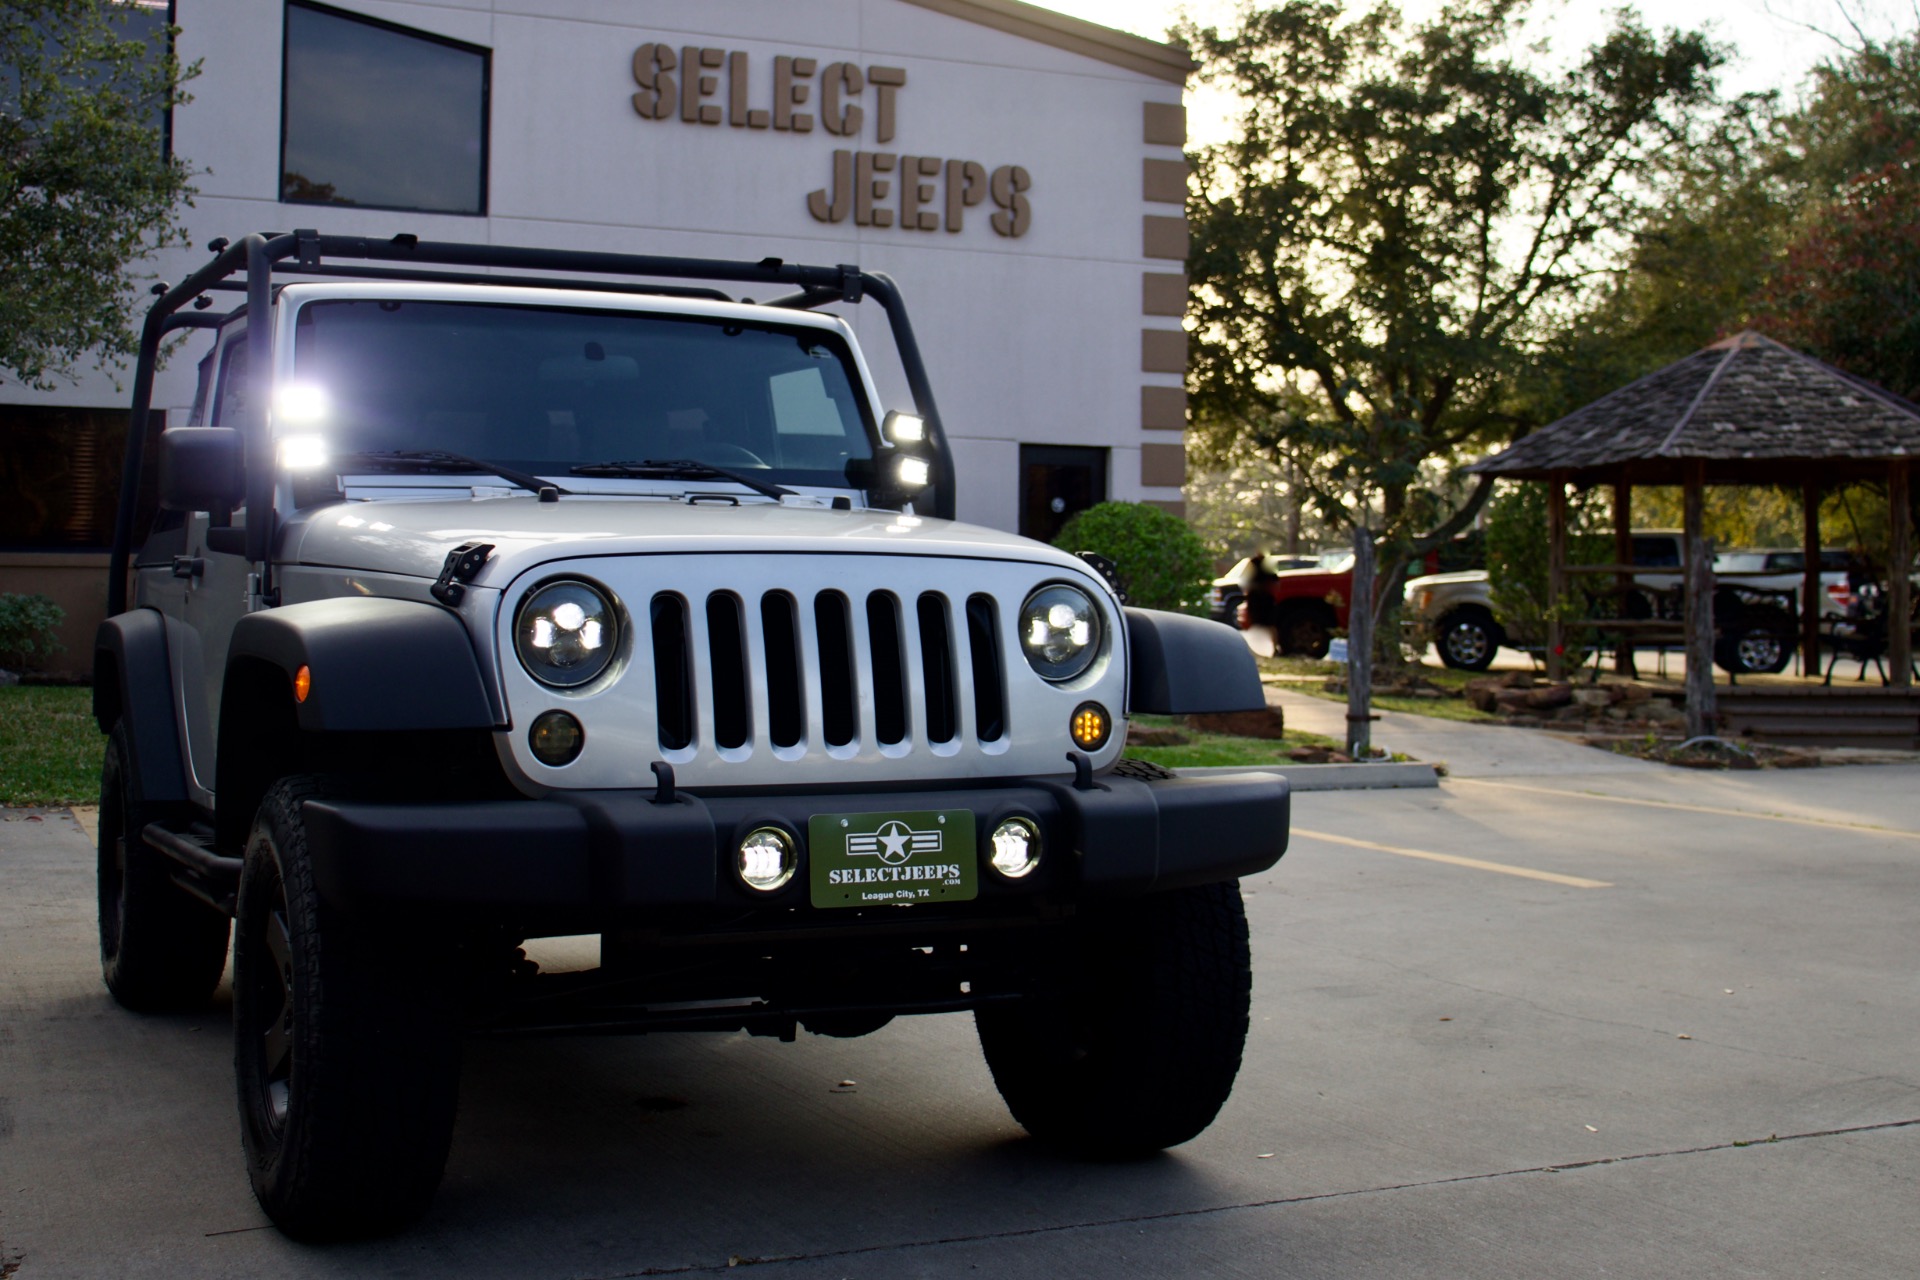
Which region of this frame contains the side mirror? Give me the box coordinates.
[158,428,246,512]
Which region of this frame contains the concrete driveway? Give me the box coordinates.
[3,739,1917,1278]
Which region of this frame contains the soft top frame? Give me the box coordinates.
[109,230,956,614]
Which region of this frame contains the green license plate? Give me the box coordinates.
[808,809,976,908]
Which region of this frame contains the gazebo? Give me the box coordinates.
[1471,332,1917,738]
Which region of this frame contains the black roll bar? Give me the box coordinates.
[108,230,957,615]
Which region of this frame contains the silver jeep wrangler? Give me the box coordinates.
[93,232,1288,1239]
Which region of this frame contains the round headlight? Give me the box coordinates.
[1019,584,1102,682]
[515,580,619,688]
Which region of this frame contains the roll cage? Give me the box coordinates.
[109,230,957,614]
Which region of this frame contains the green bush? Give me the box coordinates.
[1053,502,1211,615]
[0,592,65,671]
[1484,483,1608,648]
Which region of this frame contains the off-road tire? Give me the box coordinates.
[1434,608,1499,671]
[1716,619,1794,675]
[98,722,230,1011]
[975,880,1252,1158]
[234,777,460,1241]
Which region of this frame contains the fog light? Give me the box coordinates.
[989,817,1041,879]
[1069,702,1110,751]
[528,710,585,766]
[738,827,796,892]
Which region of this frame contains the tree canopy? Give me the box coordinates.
[0,0,196,388]
[1179,0,1731,556]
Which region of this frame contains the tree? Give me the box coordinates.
[1180,0,1729,747]
[1,0,197,388]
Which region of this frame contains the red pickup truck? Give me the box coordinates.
[1213,554,1354,657]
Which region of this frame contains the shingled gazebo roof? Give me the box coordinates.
[1472,331,1920,485]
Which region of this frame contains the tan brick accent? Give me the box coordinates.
[1143,498,1188,518]
[1143,101,1187,146]
[1143,215,1188,260]
[1141,442,1187,487]
[1143,158,1189,203]
[1142,271,1187,316]
[1141,385,1187,430]
[1141,328,1187,373]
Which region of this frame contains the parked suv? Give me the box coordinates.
[93,232,1289,1240]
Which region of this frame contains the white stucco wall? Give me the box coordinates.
[7,0,1189,533]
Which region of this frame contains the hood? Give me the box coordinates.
[279,494,1091,589]
[1403,569,1488,589]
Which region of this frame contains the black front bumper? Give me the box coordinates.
[301,770,1289,916]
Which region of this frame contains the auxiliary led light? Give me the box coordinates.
[278,434,329,471]
[897,455,932,489]
[988,817,1041,879]
[1069,702,1111,751]
[275,382,329,424]
[737,827,797,892]
[884,410,926,445]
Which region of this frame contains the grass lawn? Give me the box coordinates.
[1,686,102,807]
[1122,713,1338,768]
[0,687,1345,809]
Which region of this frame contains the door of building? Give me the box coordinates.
[1019,445,1107,545]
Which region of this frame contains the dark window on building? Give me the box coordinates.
[1019,445,1108,545]
[0,406,162,551]
[280,1,489,215]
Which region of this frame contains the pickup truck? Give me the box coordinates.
[1403,533,1824,674]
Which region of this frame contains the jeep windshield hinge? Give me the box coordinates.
[431,542,495,606]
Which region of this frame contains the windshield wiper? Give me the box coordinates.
[341,450,568,500]
[569,458,794,501]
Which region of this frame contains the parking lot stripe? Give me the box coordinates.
[1293,827,1613,888]
[1448,778,1920,839]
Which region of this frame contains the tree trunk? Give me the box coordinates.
[1347,526,1376,758]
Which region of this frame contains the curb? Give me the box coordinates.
[1178,762,1441,791]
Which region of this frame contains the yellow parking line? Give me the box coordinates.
[1293,828,1613,888]
[1449,778,1920,840]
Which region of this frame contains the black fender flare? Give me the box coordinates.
[93,609,190,808]
[226,598,500,733]
[1124,607,1267,714]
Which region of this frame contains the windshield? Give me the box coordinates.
[289,300,877,489]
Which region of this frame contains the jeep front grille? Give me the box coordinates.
[651,587,1006,756]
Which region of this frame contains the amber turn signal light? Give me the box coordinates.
[1069,702,1110,751]
[293,665,312,704]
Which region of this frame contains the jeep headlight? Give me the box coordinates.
[515,580,619,687]
[1020,584,1102,682]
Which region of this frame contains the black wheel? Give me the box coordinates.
[1434,609,1499,671]
[234,778,460,1241]
[1213,589,1245,628]
[1275,605,1334,658]
[98,722,230,1011]
[975,881,1252,1158]
[1717,624,1792,675]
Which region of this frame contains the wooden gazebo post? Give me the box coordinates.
[1891,459,1912,688]
[1683,461,1716,738]
[1801,481,1822,675]
[1614,481,1636,677]
[1546,472,1567,683]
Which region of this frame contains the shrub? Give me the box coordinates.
[1054,502,1211,615]
[1484,483,1608,648]
[0,593,66,672]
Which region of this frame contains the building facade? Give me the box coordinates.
[0,0,1193,672]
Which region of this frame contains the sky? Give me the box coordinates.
[1037,0,1917,145]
